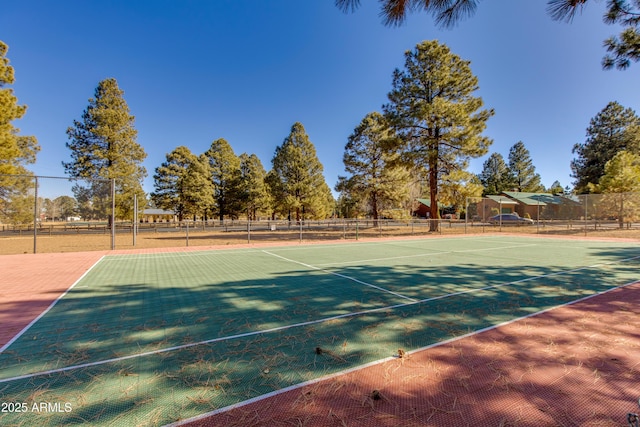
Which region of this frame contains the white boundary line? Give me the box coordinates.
[165,278,640,427]
[0,255,106,354]
[313,243,539,267]
[261,250,417,302]
[2,254,639,384]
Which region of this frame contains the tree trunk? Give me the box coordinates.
[371,192,379,227]
[428,144,439,232]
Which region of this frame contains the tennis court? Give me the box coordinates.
[0,235,639,426]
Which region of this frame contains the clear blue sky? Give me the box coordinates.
[3,0,638,198]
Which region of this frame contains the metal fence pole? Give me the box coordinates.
[133,194,137,246]
[584,195,588,237]
[464,197,468,234]
[33,176,38,254]
[111,178,116,250]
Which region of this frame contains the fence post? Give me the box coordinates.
[584,195,588,237]
[111,178,116,250]
[33,176,38,254]
[343,218,346,240]
[133,194,137,246]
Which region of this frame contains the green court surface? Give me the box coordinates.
[1,235,639,426]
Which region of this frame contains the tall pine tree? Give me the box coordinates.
[204,138,242,221]
[384,40,493,230]
[571,101,640,193]
[507,141,544,192]
[64,78,146,221]
[269,122,333,221]
[238,153,270,220]
[478,153,511,195]
[152,146,213,221]
[338,112,409,223]
[0,40,40,223]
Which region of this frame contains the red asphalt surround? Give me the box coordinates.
[184,281,640,427]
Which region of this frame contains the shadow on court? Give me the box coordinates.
[0,245,638,426]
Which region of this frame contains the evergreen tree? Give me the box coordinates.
[439,169,483,215]
[384,40,493,230]
[589,150,640,228]
[270,122,333,220]
[548,180,564,194]
[0,40,40,223]
[238,153,270,220]
[339,1,640,70]
[204,138,242,221]
[592,150,640,193]
[478,153,511,195]
[338,112,410,223]
[571,101,640,193]
[152,146,213,221]
[63,78,146,222]
[507,141,544,192]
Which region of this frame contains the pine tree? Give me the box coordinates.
[589,150,640,228]
[384,40,493,230]
[339,112,409,223]
[270,122,333,220]
[0,40,40,223]
[548,180,564,194]
[507,141,544,192]
[571,101,640,193]
[204,138,242,221]
[478,153,511,195]
[439,169,483,215]
[152,146,213,221]
[63,78,146,222]
[238,153,270,220]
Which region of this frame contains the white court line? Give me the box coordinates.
[261,250,417,302]
[0,256,106,354]
[3,254,639,385]
[165,277,640,427]
[314,243,537,266]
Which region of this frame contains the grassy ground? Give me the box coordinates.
[1,225,639,255]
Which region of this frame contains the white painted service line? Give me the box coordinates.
[261,250,417,302]
[313,243,538,267]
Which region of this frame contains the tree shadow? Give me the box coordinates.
[0,244,638,426]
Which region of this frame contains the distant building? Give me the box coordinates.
[142,208,176,223]
[482,192,582,220]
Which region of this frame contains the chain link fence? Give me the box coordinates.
[2,175,639,254]
[0,174,115,253]
[466,193,640,234]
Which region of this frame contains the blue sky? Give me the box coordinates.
[3,0,639,198]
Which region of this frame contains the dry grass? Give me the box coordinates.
[2,226,639,255]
